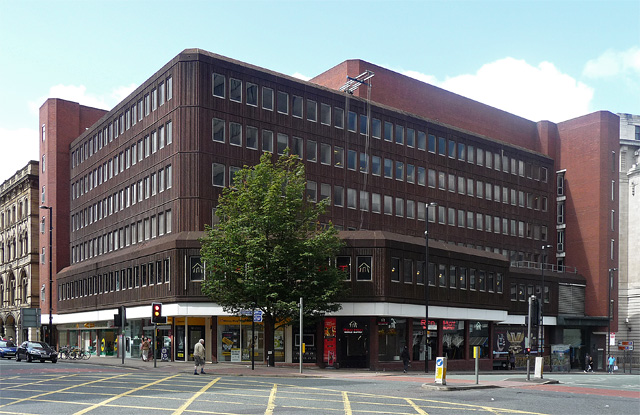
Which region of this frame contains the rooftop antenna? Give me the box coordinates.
[339,71,375,94]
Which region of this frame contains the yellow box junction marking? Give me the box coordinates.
[73,374,179,415]
[171,377,220,415]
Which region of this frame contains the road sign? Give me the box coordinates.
[618,341,634,351]
[253,310,263,322]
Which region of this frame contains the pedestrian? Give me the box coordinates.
[141,337,150,362]
[584,355,593,373]
[509,351,515,370]
[400,345,411,373]
[194,339,206,375]
[607,355,616,374]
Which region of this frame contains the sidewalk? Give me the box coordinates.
[55,355,565,390]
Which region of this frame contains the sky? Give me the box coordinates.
[1,0,638,182]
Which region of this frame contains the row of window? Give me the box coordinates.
[211,72,549,183]
[0,198,28,229]
[71,121,173,201]
[336,254,504,293]
[69,209,172,265]
[0,277,29,307]
[0,231,29,264]
[69,75,173,169]
[212,119,548,211]
[59,258,171,301]
[212,162,549,241]
[70,165,173,233]
[510,282,550,303]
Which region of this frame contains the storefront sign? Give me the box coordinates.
[190,256,204,281]
[357,256,372,280]
[442,320,458,331]
[343,320,363,334]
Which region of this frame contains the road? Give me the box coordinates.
[0,359,638,415]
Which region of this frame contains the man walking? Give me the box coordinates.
[607,355,616,374]
[401,345,411,373]
[194,339,206,375]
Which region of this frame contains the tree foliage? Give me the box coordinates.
[200,152,346,357]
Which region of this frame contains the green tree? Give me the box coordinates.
[200,152,346,365]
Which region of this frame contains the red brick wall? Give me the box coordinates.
[39,99,106,316]
[312,59,541,152]
[557,111,620,327]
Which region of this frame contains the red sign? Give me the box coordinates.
[442,320,458,330]
[323,318,337,366]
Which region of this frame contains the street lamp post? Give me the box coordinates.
[608,268,617,359]
[424,202,437,374]
[539,244,552,356]
[39,205,53,346]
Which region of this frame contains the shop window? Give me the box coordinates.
[442,320,465,359]
[468,321,489,358]
[378,317,407,361]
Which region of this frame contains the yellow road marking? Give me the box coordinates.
[3,373,79,390]
[171,377,220,415]
[264,384,277,415]
[406,398,429,415]
[342,391,352,415]
[73,374,179,415]
[0,373,127,410]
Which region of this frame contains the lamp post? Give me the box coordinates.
[608,268,617,359]
[539,244,552,356]
[39,205,53,346]
[424,202,437,374]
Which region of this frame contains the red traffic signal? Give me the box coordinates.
[151,302,162,323]
[525,347,531,355]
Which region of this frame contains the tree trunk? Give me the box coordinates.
[264,313,276,367]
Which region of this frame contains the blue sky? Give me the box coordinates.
[1,0,638,180]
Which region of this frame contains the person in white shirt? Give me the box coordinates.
[194,339,206,375]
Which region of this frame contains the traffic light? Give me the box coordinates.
[525,347,531,355]
[151,303,162,324]
[114,306,126,327]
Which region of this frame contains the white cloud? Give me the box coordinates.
[402,57,593,122]
[583,47,640,78]
[0,127,39,182]
[292,72,311,81]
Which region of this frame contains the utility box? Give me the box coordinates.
[534,356,544,378]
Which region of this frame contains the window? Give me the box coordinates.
[359,152,368,173]
[320,103,331,125]
[307,140,317,162]
[372,118,381,138]
[334,146,344,167]
[277,91,289,114]
[384,159,393,179]
[407,164,415,183]
[229,78,242,102]
[372,193,381,213]
[371,155,381,176]
[347,188,357,209]
[277,133,288,155]
[391,258,400,282]
[448,140,456,158]
[395,125,404,145]
[359,191,369,211]
[407,128,415,147]
[334,107,344,129]
[395,161,404,181]
[395,198,404,217]
[438,136,446,156]
[292,95,303,118]
[384,121,393,142]
[384,195,393,215]
[246,82,258,106]
[438,264,447,287]
[417,131,426,151]
[334,185,344,207]
[307,181,317,202]
[262,130,273,153]
[212,163,225,187]
[428,134,436,153]
[347,111,357,132]
[337,256,351,280]
[262,87,274,110]
[320,143,331,165]
[213,73,225,98]
[166,165,172,189]
[359,114,368,135]
[212,118,225,142]
[246,126,258,149]
[307,100,317,122]
[291,136,303,158]
[347,150,356,170]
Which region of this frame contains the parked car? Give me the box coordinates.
[15,341,58,363]
[0,340,17,359]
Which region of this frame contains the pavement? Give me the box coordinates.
[55,355,575,390]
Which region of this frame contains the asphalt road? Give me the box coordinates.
[1,359,638,415]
